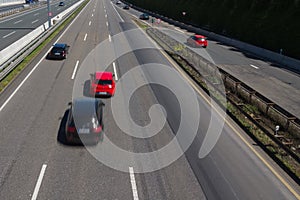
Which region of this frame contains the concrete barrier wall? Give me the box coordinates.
[0,0,84,68]
[0,0,24,6]
[0,23,46,68]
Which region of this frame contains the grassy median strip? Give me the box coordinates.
[0,0,89,93]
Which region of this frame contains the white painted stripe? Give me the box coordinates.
[71,60,80,79]
[108,34,111,42]
[91,13,94,17]
[129,167,139,200]
[175,27,184,33]
[93,9,95,12]
[250,64,259,69]
[113,62,118,81]
[32,19,39,24]
[0,0,89,113]
[31,164,47,200]
[34,13,39,16]
[84,33,87,41]
[105,14,107,18]
[3,31,16,38]
[110,2,124,22]
[106,21,108,26]
[14,20,22,24]
[104,9,106,13]
[89,21,91,26]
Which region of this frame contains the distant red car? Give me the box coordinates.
[187,34,208,48]
[90,72,115,97]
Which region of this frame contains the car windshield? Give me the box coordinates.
[52,47,64,53]
[96,79,112,85]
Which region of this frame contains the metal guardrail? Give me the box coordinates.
[146,26,300,183]
[146,27,300,157]
[125,1,300,73]
[0,3,46,18]
[0,0,85,82]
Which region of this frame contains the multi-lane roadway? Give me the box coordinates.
[0,0,80,51]
[0,0,299,199]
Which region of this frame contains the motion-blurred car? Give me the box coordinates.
[123,5,129,9]
[65,98,104,144]
[90,71,115,97]
[139,13,149,20]
[58,1,65,6]
[47,43,69,59]
[187,34,208,48]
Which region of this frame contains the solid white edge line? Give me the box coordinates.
[0,0,90,112]
[108,34,111,42]
[71,60,80,79]
[113,62,118,80]
[84,33,87,41]
[31,164,47,200]
[175,27,184,33]
[250,64,259,69]
[136,19,300,199]
[110,2,124,22]
[129,167,139,200]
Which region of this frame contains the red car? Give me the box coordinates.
[187,34,208,48]
[90,71,115,97]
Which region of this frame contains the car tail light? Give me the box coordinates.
[67,126,76,133]
[93,126,102,133]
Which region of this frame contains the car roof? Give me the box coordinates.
[53,43,66,48]
[72,98,101,118]
[194,35,206,39]
[94,71,113,80]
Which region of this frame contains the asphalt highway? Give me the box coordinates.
[155,25,300,119]
[0,0,80,51]
[0,0,299,199]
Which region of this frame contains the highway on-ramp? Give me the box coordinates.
[0,0,299,199]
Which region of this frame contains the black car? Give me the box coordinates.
[59,1,65,6]
[47,43,69,59]
[65,98,105,144]
[139,13,149,20]
[123,5,129,9]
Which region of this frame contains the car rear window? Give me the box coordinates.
[52,47,64,53]
[96,79,112,85]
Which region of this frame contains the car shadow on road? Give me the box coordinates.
[57,108,83,147]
